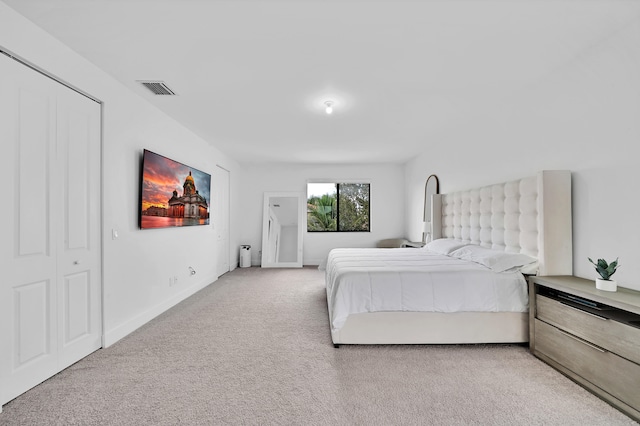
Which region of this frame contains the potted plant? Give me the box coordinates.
[588,257,619,292]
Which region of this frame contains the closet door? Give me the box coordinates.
[55,80,102,370]
[0,53,59,408]
[0,53,102,407]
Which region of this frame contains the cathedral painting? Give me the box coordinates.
[167,172,209,219]
[140,150,211,229]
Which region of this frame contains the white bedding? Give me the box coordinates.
[325,248,529,333]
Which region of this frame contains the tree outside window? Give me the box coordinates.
[307,183,370,232]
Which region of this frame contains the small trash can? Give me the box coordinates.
[239,245,251,268]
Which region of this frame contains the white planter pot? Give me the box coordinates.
[596,278,617,292]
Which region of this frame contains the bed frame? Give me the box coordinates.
[330,170,572,345]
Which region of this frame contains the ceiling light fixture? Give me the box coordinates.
[324,100,334,115]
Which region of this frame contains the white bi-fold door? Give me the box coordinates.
[0,52,102,408]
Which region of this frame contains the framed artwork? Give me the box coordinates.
[139,149,211,229]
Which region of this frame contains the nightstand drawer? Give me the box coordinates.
[535,319,640,411]
[536,294,640,365]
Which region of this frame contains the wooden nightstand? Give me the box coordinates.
[402,241,425,248]
[528,275,640,421]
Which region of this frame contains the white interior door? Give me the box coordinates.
[56,83,102,369]
[214,165,230,276]
[0,52,59,408]
[0,53,102,407]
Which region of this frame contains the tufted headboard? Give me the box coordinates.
[430,170,572,276]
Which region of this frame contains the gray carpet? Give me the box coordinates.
[1,266,637,425]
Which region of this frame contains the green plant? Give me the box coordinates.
[588,257,619,281]
[307,194,337,231]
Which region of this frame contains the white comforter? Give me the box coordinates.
[324,248,529,332]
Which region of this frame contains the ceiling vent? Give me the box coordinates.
[138,80,177,96]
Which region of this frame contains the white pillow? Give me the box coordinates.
[449,245,538,273]
[423,238,468,255]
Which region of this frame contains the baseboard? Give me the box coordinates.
[305,258,324,267]
[103,275,216,347]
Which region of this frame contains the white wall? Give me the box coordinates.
[405,18,640,291]
[0,2,241,346]
[240,163,405,265]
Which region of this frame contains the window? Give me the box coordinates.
[307,182,370,232]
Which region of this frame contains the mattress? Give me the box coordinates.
[325,248,529,333]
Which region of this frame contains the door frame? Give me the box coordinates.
[215,164,231,276]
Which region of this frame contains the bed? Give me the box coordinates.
[324,170,572,346]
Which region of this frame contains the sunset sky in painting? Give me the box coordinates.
[141,150,211,212]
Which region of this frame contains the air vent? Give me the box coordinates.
[138,80,176,96]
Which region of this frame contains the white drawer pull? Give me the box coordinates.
[558,329,607,353]
[558,301,608,321]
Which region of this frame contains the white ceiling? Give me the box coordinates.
[5,0,639,165]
